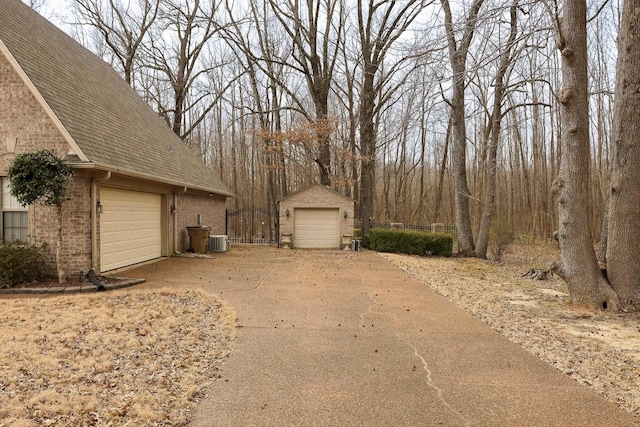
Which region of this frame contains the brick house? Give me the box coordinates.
[278,184,354,249]
[0,0,233,275]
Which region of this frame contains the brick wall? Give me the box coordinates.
[175,192,227,252]
[1,51,89,277]
[0,53,70,173]
[279,184,354,247]
[31,176,92,277]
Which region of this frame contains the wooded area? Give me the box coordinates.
[33,0,638,310]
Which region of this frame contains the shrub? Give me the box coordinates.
[489,222,515,262]
[8,150,72,283]
[0,241,48,288]
[368,228,453,257]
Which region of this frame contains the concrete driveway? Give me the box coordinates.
[126,246,635,426]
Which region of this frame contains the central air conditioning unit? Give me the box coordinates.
[208,235,228,252]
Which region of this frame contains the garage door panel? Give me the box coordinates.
[100,188,162,271]
[294,208,339,248]
[102,234,159,249]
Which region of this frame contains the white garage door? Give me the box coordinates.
[100,188,162,271]
[294,208,340,248]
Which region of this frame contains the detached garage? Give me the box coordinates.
[278,185,354,249]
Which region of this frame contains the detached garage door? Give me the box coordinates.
[100,188,162,271]
[294,208,340,248]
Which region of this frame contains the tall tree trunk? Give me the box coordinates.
[531,87,541,240]
[350,118,360,218]
[597,183,609,264]
[449,61,475,255]
[231,98,239,209]
[551,0,620,310]
[433,116,451,223]
[605,0,640,310]
[412,100,428,222]
[475,0,518,259]
[442,0,485,255]
[274,89,288,199]
[316,104,332,186]
[359,66,376,244]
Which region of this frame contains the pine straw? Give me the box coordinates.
[0,289,236,426]
[381,243,640,422]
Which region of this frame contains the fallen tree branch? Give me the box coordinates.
[522,268,554,281]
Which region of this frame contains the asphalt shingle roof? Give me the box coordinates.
[0,0,232,196]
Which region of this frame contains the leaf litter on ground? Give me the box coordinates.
[0,289,236,426]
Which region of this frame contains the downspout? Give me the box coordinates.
[91,171,111,273]
[173,187,187,253]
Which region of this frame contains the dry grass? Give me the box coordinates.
[382,243,640,421]
[0,289,236,426]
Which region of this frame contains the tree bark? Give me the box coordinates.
[475,0,518,259]
[605,0,640,310]
[356,0,429,244]
[359,64,376,244]
[596,169,609,264]
[442,0,485,256]
[433,115,451,224]
[551,0,620,310]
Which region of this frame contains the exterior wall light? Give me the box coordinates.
[285,209,290,218]
[96,201,103,214]
[343,210,348,220]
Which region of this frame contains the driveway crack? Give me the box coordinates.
[410,342,471,426]
[360,293,378,326]
[254,265,275,289]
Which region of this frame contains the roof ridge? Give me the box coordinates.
[0,0,232,196]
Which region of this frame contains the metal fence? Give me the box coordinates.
[355,220,457,236]
[225,211,457,247]
[226,207,279,245]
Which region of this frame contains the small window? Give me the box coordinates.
[1,178,28,243]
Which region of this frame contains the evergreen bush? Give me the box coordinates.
[368,228,453,257]
[0,241,48,287]
[8,150,72,283]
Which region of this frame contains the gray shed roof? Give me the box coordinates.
[0,0,233,196]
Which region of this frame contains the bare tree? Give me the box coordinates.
[605,0,640,310]
[549,0,620,310]
[146,0,223,139]
[52,0,629,250]
[356,0,433,243]
[475,0,519,259]
[221,0,289,212]
[267,0,345,186]
[72,0,159,85]
[441,0,485,255]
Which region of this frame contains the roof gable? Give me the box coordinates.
[0,0,232,196]
[0,41,86,161]
[279,184,354,204]
[0,50,77,167]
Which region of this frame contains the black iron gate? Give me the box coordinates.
[226,207,279,245]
